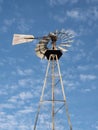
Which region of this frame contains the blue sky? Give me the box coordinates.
[0,0,98,130]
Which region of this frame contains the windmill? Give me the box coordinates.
[12,29,74,130]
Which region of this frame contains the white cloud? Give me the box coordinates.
[0,0,3,13]
[8,91,33,103]
[18,125,31,130]
[48,0,68,6]
[67,7,98,22]
[0,89,7,95]
[67,9,87,21]
[1,17,34,33]
[18,106,34,114]
[0,103,15,109]
[1,18,16,32]
[95,126,98,130]
[18,78,34,87]
[48,0,78,6]
[80,74,96,81]
[51,5,98,33]
[64,80,79,92]
[73,49,86,62]
[0,112,33,130]
[17,18,34,33]
[67,10,80,19]
[72,0,78,3]
[91,121,98,130]
[19,92,33,100]
[7,91,36,111]
[81,88,91,93]
[77,64,98,72]
[0,61,4,66]
[53,15,66,23]
[17,68,33,76]
[18,79,27,86]
[8,96,17,103]
[86,0,98,3]
[77,65,89,71]
[4,18,15,26]
[81,85,97,93]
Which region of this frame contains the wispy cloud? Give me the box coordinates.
[77,64,98,71]
[0,103,15,110]
[86,0,98,3]
[91,121,98,130]
[19,91,33,100]
[0,0,3,13]
[67,7,98,22]
[48,0,68,6]
[17,68,33,76]
[0,89,7,95]
[67,9,80,19]
[77,65,89,71]
[64,80,79,92]
[48,0,78,6]
[4,18,15,26]
[53,15,66,23]
[18,78,35,88]
[8,91,34,103]
[18,106,34,114]
[80,74,97,81]
[0,111,34,130]
[7,90,37,113]
[1,16,34,33]
[1,18,15,33]
[17,18,34,33]
[51,5,98,36]
[81,86,96,93]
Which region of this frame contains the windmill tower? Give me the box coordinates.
[12,29,74,130]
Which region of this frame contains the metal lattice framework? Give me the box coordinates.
[12,29,74,130]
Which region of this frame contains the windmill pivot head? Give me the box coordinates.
[49,33,57,42]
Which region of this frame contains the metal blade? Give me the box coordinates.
[67,39,74,43]
[35,36,50,59]
[60,43,71,47]
[66,35,74,39]
[12,34,34,45]
[62,39,74,43]
[58,46,68,52]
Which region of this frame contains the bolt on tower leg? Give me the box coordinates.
[33,53,72,130]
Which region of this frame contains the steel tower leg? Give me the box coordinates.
[51,55,55,130]
[33,54,72,130]
[33,56,51,130]
[56,55,72,130]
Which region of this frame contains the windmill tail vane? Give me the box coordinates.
[12,34,35,45]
